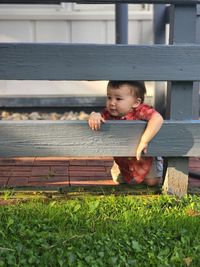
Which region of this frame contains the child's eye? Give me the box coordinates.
[107,96,111,100]
[116,98,123,101]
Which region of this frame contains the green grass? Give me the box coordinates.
[0,195,200,267]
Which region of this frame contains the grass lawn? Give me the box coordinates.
[0,194,199,267]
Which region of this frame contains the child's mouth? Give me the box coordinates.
[109,109,117,113]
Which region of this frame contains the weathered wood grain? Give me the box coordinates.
[0,120,199,157]
[0,44,200,81]
[0,0,199,4]
[163,158,188,198]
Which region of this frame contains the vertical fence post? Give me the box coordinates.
[115,3,128,44]
[194,4,200,119]
[163,4,197,197]
[153,4,167,116]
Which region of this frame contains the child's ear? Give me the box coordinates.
[132,98,141,108]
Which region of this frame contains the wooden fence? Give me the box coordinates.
[0,0,200,197]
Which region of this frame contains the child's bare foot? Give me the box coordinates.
[111,161,125,184]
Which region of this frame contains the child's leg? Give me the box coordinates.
[143,157,163,186]
[111,161,125,184]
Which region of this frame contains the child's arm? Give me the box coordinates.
[136,113,163,160]
[88,112,106,131]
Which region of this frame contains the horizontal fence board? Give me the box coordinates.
[0,44,200,81]
[0,0,199,4]
[0,120,199,157]
[0,95,106,108]
[0,95,153,108]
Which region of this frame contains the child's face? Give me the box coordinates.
[106,84,141,117]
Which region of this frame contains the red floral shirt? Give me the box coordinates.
[101,104,158,184]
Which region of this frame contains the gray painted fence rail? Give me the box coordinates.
[0,0,199,4]
[0,95,153,108]
[0,96,106,108]
[0,121,199,157]
[1,44,200,81]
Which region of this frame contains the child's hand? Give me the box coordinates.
[136,141,148,161]
[88,112,105,131]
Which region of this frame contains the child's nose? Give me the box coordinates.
[110,99,116,105]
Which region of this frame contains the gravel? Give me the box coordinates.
[0,111,90,121]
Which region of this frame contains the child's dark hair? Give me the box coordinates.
[107,81,146,103]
